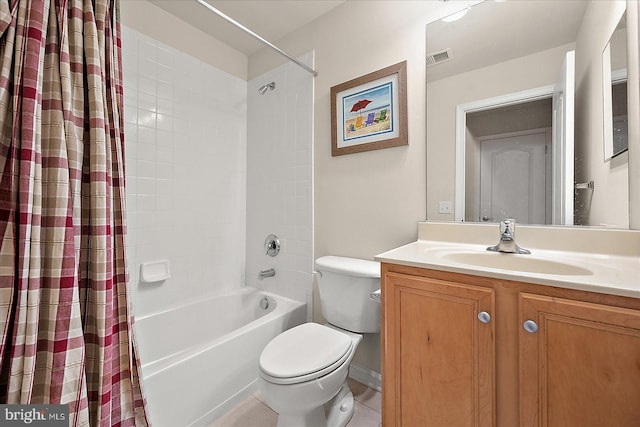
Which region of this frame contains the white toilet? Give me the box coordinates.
[258,255,381,427]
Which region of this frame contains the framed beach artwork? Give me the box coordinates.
[330,61,407,156]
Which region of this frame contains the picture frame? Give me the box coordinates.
[330,61,408,156]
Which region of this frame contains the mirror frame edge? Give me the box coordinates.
[627,0,640,230]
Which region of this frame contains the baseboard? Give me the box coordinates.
[349,363,382,392]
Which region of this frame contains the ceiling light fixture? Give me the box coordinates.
[441,6,470,23]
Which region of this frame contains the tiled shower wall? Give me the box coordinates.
[121,26,248,318]
[246,55,314,318]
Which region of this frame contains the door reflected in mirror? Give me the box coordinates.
[466,102,552,224]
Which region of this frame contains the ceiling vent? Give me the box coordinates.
[426,48,453,67]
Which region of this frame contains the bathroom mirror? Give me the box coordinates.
[603,11,628,161]
[426,0,633,228]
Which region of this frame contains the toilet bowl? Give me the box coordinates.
[259,323,362,427]
[258,256,380,427]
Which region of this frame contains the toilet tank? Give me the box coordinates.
[315,256,381,333]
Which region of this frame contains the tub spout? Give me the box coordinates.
[258,268,276,280]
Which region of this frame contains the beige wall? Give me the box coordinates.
[574,0,629,227]
[248,1,469,374]
[249,0,447,260]
[120,0,247,80]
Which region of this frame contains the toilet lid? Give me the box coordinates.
[260,323,352,381]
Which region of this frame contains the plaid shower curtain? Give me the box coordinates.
[0,0,149,425]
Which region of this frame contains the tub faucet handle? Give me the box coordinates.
[264,234,280,257]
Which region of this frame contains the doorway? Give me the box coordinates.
[465,100,552,224]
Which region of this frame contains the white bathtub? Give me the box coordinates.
[135,287,306,426]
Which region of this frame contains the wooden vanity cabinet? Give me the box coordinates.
[381,263,640,427]
[382,265,496,427]
[519,293,640,427]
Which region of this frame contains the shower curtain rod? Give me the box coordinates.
[195,0,318,77]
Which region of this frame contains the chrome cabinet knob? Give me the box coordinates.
[477,311,491,324]
[523,320,539,333]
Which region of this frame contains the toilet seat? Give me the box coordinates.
[260,323,353,385]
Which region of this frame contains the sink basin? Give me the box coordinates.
[437,251,593,276]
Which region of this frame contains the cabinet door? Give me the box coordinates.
[383,272,495,427]
[519,293,640,427]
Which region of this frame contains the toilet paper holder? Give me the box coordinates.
[369,289,381,303]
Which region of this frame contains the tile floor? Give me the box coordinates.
[209,378,381,427]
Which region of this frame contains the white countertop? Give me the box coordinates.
[375,222,640,299]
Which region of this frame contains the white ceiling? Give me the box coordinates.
[148,0,346,56]
[147,0,590,77]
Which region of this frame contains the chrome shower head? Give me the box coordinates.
[258,82,276,95]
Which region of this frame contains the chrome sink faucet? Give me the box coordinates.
[487,218,531,254]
